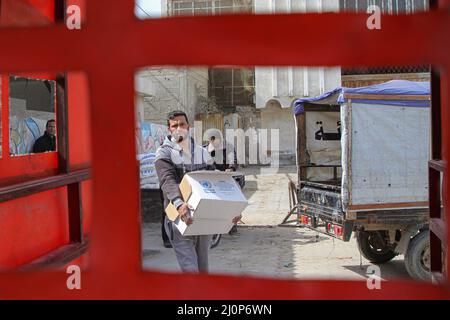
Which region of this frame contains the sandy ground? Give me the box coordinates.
[142,166,411,281]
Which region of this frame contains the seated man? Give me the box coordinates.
[32,119,56,153]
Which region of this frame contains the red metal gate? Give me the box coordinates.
[0,0,449,299]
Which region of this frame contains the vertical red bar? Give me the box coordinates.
[442,70,450,282]
[429,166,442,274]
[1,75,9,161]
[438,0,450,283]
[88,67,141,275]
[67,182,83,243]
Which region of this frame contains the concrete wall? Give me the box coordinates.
[161,0,168,16]
[255,67,341,109]
[141,190,164,223]
[255,65,341,165]
[255,0,339,13]
[260,101,296,165]
[135,67,209,124]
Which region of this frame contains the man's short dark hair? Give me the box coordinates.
[46,119,55,128]
[167,110,189,126]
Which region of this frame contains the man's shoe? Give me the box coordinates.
[163,240,172,248]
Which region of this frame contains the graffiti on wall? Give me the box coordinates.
[137,122,168,189]
[9,116,49,156]
[136,122,167,155]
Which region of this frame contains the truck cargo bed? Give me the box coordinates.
[297,181,429,241]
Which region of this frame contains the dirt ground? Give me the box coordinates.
[142,166,412,281]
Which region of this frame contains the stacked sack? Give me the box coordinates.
[138,153,159,189]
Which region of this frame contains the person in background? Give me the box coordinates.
[32,119,56,153]
[204,129,237,172]
[204,129,240,234]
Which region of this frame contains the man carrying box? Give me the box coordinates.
[155,110,241,273]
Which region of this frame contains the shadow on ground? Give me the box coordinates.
[343,259,411,280]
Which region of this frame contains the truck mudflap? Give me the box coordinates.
[298,183,353,241]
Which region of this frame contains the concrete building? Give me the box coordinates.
[254,1,340,165]
[135,0,428,166]
[135,67,209,125]
[136,0,341,166]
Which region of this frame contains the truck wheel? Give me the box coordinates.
[404,230,430,281]
[356,231,397,264]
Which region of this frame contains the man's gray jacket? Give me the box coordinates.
[155,135,215,211]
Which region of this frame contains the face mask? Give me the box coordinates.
[172,128,189,143]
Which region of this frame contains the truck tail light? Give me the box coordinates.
[300,215,309,225]
[334,225,343,237]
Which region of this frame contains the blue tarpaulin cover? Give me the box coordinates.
[293,80,430,116]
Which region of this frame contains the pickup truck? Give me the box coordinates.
[292,80,431,281]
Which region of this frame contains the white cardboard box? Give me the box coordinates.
[165,171,248,236]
